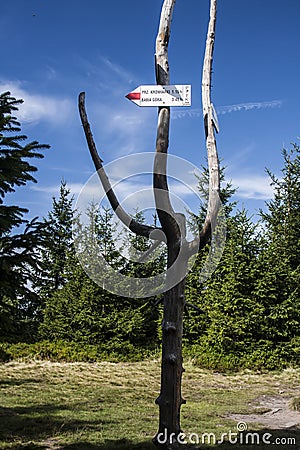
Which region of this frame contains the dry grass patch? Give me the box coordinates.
[0,360,299,449]
[290,397,300,411]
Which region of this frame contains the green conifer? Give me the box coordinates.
[0,91,49,340]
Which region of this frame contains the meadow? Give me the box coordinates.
[0,360,299,449]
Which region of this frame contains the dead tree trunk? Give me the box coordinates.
[78,0,219,449]
[152,2,186,448]
[153,1,219,448]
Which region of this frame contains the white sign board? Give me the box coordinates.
[126,85,191,107]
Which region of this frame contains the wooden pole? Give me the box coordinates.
[152,2,187,448]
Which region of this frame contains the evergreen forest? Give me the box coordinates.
[1,91,300,371]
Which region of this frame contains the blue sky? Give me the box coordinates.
[1,0,300,224]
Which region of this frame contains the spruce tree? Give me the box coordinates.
[124,209,166,279]
[75,202,126,299]
[184,165,236,342]
[122,210,166,347]
[47,180,74,288]
[35,180,74,299]
[40,203,127,345]
[0,91,49,340]
[187,164,236,234]
[261,143,300,269]
[184,144,300,369]
[41,205,164,351]
[39,256,106,344]
[255,143,300,366]
[184,208,268,370]
[93,204,124,269]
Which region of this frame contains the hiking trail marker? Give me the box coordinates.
[126,85,191,107]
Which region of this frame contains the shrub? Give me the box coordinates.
[0,340,159,363]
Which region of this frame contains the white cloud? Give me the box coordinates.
[217,100,282,115]
[100,57,136,84]
[88,100,156,156]
[31,183,85,195]
[232,174,273,200]
[172,109,202,120]
[110,110,149,135]
[0,80,73,125]
[72,55,156,156]
[172,99,282,120]
[31,170,200,218]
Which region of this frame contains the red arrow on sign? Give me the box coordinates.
[125,92,141,101]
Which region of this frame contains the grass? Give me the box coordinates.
[290,397,300,411]
[0,360,299,449]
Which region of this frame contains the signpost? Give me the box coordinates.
[126,85,191,107]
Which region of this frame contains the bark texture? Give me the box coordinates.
[200,0,220,242]
[152,1,187,448]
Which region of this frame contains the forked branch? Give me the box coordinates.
[78,92,163,239]
[153,0,220,253]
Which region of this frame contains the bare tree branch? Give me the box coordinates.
[202,0,220,225]
[188,0,220,255]
[78,92,162,239]
[153,0,181,244]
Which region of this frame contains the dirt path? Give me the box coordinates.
[228,394,300,430]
